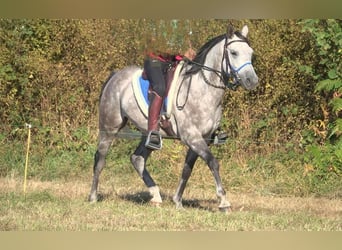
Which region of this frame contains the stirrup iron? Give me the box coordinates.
[213,132,228,145]
[145,131,162,150]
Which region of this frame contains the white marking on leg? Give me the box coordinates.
[149,186,162,204]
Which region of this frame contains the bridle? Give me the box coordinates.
[221,36,252,90]
[192,35,252,90]
[177,34,252,109]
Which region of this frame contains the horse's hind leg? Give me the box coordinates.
[130,139,162,205]
[88,131,116,202]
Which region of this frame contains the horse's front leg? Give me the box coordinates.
[173,148,198,209]
[189,139,231,212]
[205,150,231,212]
[130,139,162,205]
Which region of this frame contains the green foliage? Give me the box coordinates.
[299,19,342,187]
[316,79,342,92]
[300,19,341,80]
[305,142,342,175]
[0,19,341,198]
[304,141,342,196]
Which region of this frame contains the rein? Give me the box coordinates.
[176,35,251,110]
[187,35,251,90]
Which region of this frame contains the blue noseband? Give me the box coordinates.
[221,37,252,90]
[231,61,252,73]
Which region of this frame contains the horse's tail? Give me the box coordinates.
[99,71,117,100]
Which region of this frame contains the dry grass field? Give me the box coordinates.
[1,175,341,231]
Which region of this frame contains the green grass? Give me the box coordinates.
[1,178,341,231]
[0,138,341,231]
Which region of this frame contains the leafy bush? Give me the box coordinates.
[299,19,342,189]
[1,19,341,197]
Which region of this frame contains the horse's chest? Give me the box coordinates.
[180,102,222,131]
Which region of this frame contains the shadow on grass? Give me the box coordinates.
[180,198,218,212]
[91,191,247,213]
[119,191,153,205]
[93,190,225,212]
[119,192,219,212]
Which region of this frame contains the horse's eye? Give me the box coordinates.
[230,50,238,57]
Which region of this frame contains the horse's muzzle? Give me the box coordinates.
[241,73,259,90]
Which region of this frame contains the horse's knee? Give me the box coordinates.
[93,150,106,174]
[131,154,144,177]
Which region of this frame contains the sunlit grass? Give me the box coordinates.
[0,138,341,231]
[0,176,341,231]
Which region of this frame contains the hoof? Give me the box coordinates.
[89,193,103,203]
[88,195,98,203]
[150,201,162,207]
[175,202,184,210]
[176,206,185,211]
[219,206,232,213]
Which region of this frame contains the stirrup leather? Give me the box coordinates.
[145,131,162,150]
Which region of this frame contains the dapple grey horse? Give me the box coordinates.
[89,24,258,212]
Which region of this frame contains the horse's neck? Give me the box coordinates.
[199,40,226,99]
[205,40,225,72]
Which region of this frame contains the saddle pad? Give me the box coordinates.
[132,60,184,118]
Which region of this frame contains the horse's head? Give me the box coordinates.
[224,25,259,90]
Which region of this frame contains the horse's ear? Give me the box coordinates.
[241,25,249,37]
[227,24,234,38]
